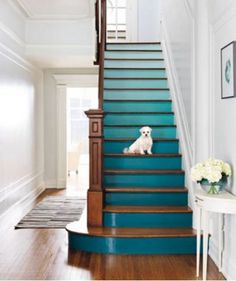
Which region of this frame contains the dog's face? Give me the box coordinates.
[140,126,152,138]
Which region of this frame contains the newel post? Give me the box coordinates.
[85,109,104,226]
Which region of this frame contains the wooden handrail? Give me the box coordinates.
[85,0,107,227]
[98,0,107,109]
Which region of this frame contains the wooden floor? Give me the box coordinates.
[0,189,225,280]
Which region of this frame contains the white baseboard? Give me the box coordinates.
[0,172,45,222]
[44,179,66,189]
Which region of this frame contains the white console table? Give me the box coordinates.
[195,189,236,280]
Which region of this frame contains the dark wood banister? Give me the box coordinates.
[85,0,107,227]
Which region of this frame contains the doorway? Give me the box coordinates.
[66,87,98,196]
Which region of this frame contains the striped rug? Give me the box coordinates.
[15,196,85,229]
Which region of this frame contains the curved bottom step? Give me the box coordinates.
[66,209,198,255]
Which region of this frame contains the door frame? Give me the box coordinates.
[53,74,98,189]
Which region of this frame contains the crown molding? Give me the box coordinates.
[15,0,92,21]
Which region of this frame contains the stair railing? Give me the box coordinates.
[85,0,106,227]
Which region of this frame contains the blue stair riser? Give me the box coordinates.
[104,140,179,154]
[104,79,168,89]
[104,127,176,138]
[104,174,184,187]
[105,192,187,206]
[104,69,167,78]
[104,156,181,170]
[104,90,171,100]
[105,60,165,68]
[104,212,192,228]
[105,51,163,59]
[103,101,172,112]
[106,44,162,51]
[104,113,174,126]
[68,234,198,255]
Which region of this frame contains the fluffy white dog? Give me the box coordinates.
[123,126,153,155]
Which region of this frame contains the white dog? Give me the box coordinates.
[123,126,153,155]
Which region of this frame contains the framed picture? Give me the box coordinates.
[221,41,236,99]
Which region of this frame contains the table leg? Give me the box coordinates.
[202,210,209,281]
[196,206,201,277]
[218,213,223,272]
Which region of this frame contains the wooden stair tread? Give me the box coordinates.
[104,169,185,174]
[104,77,167,80]
[105,67,166,70]
[104,153,181,157]
[104,138,179,142]
[104,205,192,213]
[105,111,174,112]
[104,187,188,193]
[105,58,164,61]
[106,50,163,52]
[104,99,172,102]
[104,88,170,90]
[104,124,176,127]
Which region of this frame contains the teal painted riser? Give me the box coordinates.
[104,127,176,138]
[104,113,174,126]
[105,51,163,59]
[105,60,165,68]
[104,89,171,100]
[104,141,179,154]
[104,174,184,187]
[106,44,162,51]
[105,192,187,206]
[68,234,198,255]
[104,212,192,228]
[104,156,181,170]
[103,101,172,112]
[104,79,168,89]
[104,69,167,78]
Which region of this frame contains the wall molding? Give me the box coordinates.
[0,171,44,203]
[0,21,25,47]
[161,18,195,215]
[0,40,40,73]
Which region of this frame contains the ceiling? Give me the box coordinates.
[16,0,93,20]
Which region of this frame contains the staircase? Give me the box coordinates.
[66,42,198,255]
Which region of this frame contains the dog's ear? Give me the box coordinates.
[139,128,143,133]
[149,127,152,132]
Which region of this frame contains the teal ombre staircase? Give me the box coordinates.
[66,42,198,255]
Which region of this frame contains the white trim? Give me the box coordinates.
[7,0,28,19]
[184,0,194,19]
[53,74,98,88]
[0,171,43,203]
[15,0,91,21]
[0,21,25,47]
[0,41,40,73]
[161,18,195,213]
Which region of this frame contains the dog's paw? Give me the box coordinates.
[147,152,152,155]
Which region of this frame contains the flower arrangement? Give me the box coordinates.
[191,158,232,194]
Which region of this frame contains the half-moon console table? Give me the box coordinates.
[195,189,236,280]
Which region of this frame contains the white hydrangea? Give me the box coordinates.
[190,158,232,183]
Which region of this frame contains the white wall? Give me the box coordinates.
[137,0,161,41]
[0,0,44,216]
[43,68,98,188]
[161,0,236,279]
[208,1,236,279]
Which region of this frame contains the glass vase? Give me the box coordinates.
[200,177,228,194]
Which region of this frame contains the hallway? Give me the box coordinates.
[0,191,224,280]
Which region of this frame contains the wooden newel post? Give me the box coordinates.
[85,109,104,226]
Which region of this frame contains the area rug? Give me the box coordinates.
[15,196,85,229]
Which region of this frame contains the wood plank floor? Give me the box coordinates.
[0,189,225,280]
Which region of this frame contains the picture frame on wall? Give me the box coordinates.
[221,41,236,99]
